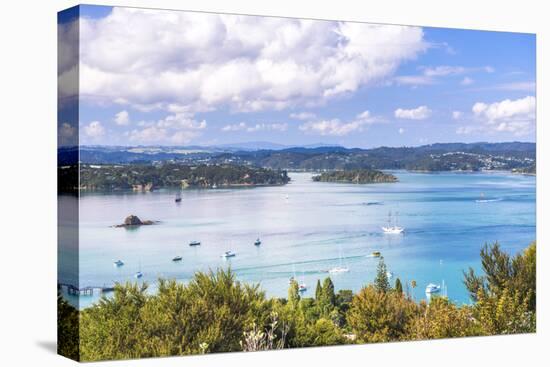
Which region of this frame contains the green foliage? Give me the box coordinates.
[57,293,79,360]
[411,297,480,339]
[395,278,403,295]
[315,279,322,301]
[319,277,335,311]
[347,285,419,343]
[79,269,267,361]
[474,288,535,335]
[464,242,536,312]
[312,169,397,184]
[374,257,390,293]
[79,163,290,190]
[65,242,535,361]
[287,279,301,308]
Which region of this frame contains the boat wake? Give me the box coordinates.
[475,198,503,203]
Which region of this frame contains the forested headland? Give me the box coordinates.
[78,164,290,191]
[312,169,397,184]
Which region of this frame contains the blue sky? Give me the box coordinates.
[61,5,536,148]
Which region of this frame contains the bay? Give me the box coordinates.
[60,171,536,308]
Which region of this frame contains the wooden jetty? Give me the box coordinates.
[58,283,116,296]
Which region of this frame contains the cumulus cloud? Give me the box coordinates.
[114,110,130,125]
[299,110,380,136]
[394,105,432,120]
[472,96,535,123]
[452,111,463,120]
[458,96,536,136]
[299,119,363,136]
[127,113,206,144]
[84,121,105,138]
[290,112,316,120]
[78,8,427,113]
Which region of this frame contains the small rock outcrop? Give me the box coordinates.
[114,215,155,227]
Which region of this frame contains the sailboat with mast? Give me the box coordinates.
[382,211,404,234]
[328,244,349,274]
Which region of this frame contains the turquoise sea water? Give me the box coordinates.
[59,171,536,309]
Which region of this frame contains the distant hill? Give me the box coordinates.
[64,142,535,173]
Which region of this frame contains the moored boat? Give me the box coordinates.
[221,251,236,258]
[425,283,441,294]
[172,256,183,262]
[382,211,405,234]
[189,240,201,246]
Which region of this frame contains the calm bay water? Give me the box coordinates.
[60,171,536,308]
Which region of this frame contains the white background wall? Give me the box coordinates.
[0,0,546,366]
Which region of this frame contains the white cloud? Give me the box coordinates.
[83,121,105,138]
[394,75,434,86]
[299,111,379,136]
[221,122,288,132]
[472,96,535,123]
[221,122,247,132]
[290,112,316,120]
[127,113,206,144]
[79,8,427,113]
[421,65,467,77]
[246,123,288,132]
[394,105,432,120]
[452,111,463,120]
[398,127,405,134]
[114,110,130,125]
[460,77,474,86]
[493,81,535,92]
[395,65,492,86]
[300,119,363,136]
[462,96,536,136]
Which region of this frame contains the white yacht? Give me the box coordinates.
[328,244,349,274]
[382,211,404,234]
[425,283,441,294]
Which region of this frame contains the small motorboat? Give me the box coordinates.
[371,251,381,257]
[221,251,236,259]
[113,260,124,267]
[175,193,182,203]
[298,283,307,292]
[134,271,143,279]
[172,256,183,262]
[254,238,262,246]
[189,240,201,246]
[425,283,441,294]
